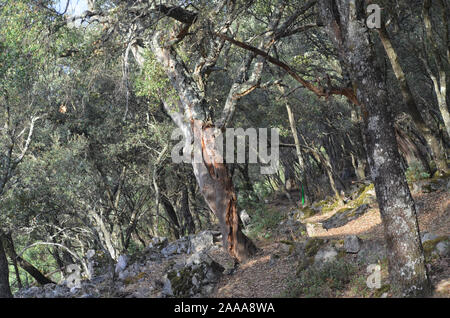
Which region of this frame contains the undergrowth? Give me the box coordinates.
[281,260,357,298]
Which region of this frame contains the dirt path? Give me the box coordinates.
[211,188,449,298]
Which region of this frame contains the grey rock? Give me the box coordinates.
[357,240,387,264]
[146,249,163,262]
[192,275,200,288]
[322,204,370,230]
[288,209,308,221]
[148,237,168,250]
[90,275,106,284]
[436,240,450,257]
[115,254,129,274]
[223,267,235,275]
[306,222,323,237]
[277,219,307,238]
[289,242,306,260]
[190,231,214,253]
[344,235,362,254]
[118,269,130,281]
[279,243,291,255]
[161,275,173,297]
[310,202,323,213]
[314,246,338,265]
[131,286,153,298]
[421,232,439,243]
[70,286,80,294]
[201,284,215,296]
[163,251,224,298]
[161,236,190,257]
[86,249,96,259]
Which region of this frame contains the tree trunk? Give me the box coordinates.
[137,32,258,263]
[180,184,196,235]
[161,195,181,239]
[377,24,447,173]
[188,178,203,229]
[0,231,55,286]
[12,257,22,290]
[87,209,118,261]
[0,238,12,298]
[310,147,341,200]
[318,0,430,297]
[237,163,254,195]
[422,0,450,140]
[191,120,258,262]
[284,100,311,203]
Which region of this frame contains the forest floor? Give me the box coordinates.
[14,177,449,299]
[211,179,450,298]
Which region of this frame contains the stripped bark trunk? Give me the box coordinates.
[191,120,257,262]
[127,1,320,262]
[134,32,258,263]
[318,0,430,296]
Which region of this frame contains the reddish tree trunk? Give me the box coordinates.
[191,120,257,262]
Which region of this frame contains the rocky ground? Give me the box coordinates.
[14,175,449,298]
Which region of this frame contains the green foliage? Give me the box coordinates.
[252,179,275,199]
[282,260,357,298]
[348,183,375,208]
[405,161,430,183]
[0,0,445,298]
[242,202,284,239]
[304,238,325,257]
[8,244,61,293]
[134,49,177,107]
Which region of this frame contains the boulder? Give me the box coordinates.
[268,254,280,267]
[421,232,439,243]
[15,279,102,298]
[290,241,306,259]
[190,231,214,253]
[161,236,191,257]
[322,204,370,230]
[357,240,387,264]
[118,269,130,281]
[416,177,448,193]
[344,235,362,254]
[162,252,224,298]
[436,241,450,258]
[314,246,338,266]
[148,237,168,250]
